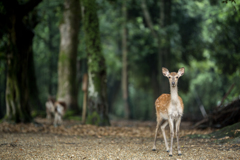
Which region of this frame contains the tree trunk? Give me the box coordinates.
[141,0,164,118]
[81,74,88,124]
[3,0,42,123]
[47,11,55,96]
[83,0,110,126]
[122,0,130,119]
[159,0,172,94]
[57,0,80,112]
[0,57,7,119]
[141,0,164,94]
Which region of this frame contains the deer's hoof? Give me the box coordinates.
[166,150,169,152]
[169,154,172,157]
[178,153,182,156]
[152,149,156,151]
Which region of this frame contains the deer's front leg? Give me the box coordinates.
[54,112,58,127]
[176,117,182,156]
[168,117,174,156]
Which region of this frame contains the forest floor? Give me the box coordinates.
[0,118,240,160]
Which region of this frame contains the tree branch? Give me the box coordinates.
[140,0,158,39]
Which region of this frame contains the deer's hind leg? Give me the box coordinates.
[168,117,174,156]
[176,117,182,156]
[161,120,169,152]
[152,116,162,151]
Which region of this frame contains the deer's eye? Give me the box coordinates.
[168,77,171,79]
[176,76,179,79]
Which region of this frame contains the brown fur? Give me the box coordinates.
[54,101,67,112]
[155,94,184,114]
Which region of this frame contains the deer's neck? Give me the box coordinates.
[170,86,179,104]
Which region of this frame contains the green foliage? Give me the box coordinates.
[86,111,101,126]
[204,6,240,75]
[97,0,240,120]
[181,0,240,115]
[31,110,46,118]
[186,134,211,139]
[64,110,81,121]
[1,0,238,121]
[33,0,63,104]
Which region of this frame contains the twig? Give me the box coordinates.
[216,84,235,109]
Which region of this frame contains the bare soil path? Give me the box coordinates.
[0,119,240,160]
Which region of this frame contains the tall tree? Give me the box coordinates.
[83,0,110,126]
[121,0,130,119]
[141,0,161,100]
[57,0,80,112]
[159,0,172,94]
[141,0,172,94]
[0,0,42,122]
[46,0,58,96]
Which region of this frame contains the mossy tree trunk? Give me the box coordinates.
[47,6,57,96]
[83,0,110,126]
[57,0,80,112]
[2,0,42,122]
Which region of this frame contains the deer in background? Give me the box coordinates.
[152,67,185,157]
[53,101,67,126]
[46,96,56,120]
[46,96,67,126]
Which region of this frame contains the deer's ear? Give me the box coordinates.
[162,67,169,77]
[178,67,185,77]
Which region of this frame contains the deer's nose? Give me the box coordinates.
[172,82,175,86]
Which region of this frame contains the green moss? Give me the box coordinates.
[186,134,211,139]
[59,51,69,64]
[186,122,240,144]
[84,0,105,73]
[57,51,70,99]
[83,0,109,126]
[31,110,46,118]
[86,111,101,126]
[209,122,240,139]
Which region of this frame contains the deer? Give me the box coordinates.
[45,96,67,126]
[53,101,67,126]
[152,67,185,157]
[46,96,56,120]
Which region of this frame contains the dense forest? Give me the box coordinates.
[0,0,239,125]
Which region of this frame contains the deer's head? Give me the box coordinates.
[162,67,185,87]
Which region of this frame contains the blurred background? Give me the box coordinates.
[0,0,239,125]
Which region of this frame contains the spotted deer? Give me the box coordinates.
[53,101,67,126]
[46,96,56,120]
[46,96,67,126]
[152,67,185,157]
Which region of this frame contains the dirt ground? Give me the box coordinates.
[0,119,240,160]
